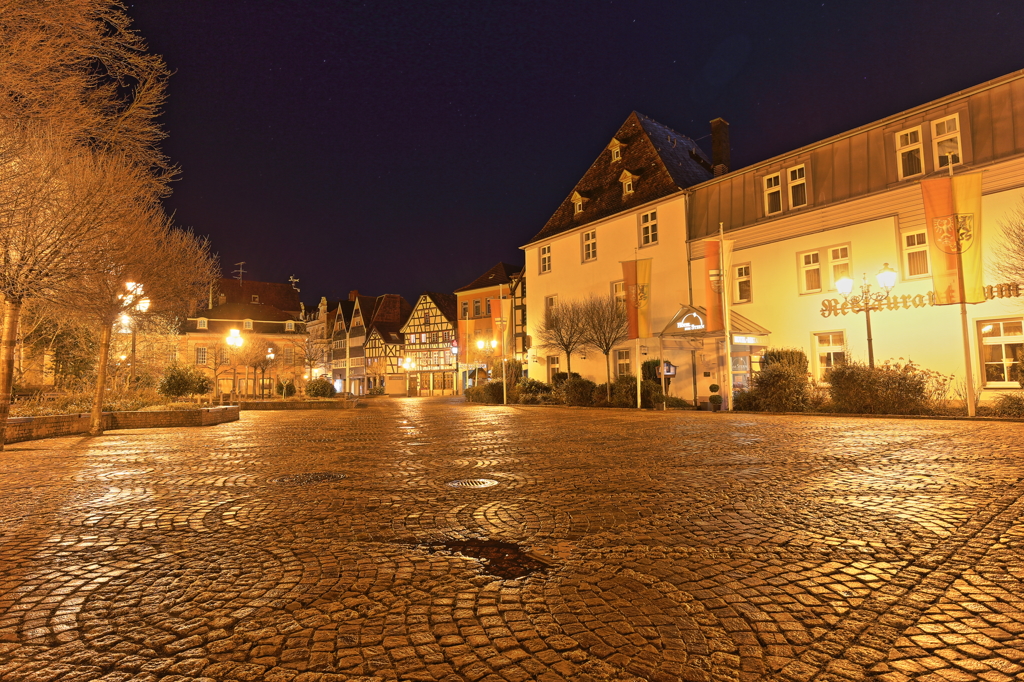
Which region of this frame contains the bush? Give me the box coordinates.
[761,348,809,373]
[610,374,662,408]
[158,365,212,399]
[306,377,336,398]
[551,371,580,387]
[732,389,758,411]
[517,378,551,394]
[641,358,673,392]
[708,394,723,406]
[664,395,693,408]
[826,359,929,414]
[562,376,596,406]
[276,380,296,398]
[465,381,504,404]
[993,391,1024,418]
[751,362,808,412]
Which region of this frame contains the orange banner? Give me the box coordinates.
[621,259,651,339]
[921,173,984,305]
[704,240,723,332]
[622,260,638,339]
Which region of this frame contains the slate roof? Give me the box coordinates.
[216,278,302,314]
[525,112,711,245]
[335,300,355,334]
[369,320,405,345]
[454,262,522,293]
[194,302,298,322]
[425,292,458,323]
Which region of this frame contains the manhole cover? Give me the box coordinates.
[273,472,346,485]
[447,478,499,489]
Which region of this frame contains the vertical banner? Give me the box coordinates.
[922,172,984,304]
[703,240,723,331]
[622,260,638,339]
[489,298,512,349]
[636,258,652,338]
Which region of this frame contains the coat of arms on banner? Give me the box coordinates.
[628,283,650,308]
[932,213,975,254]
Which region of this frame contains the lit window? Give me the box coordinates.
[285,321,295,331]
[816,331,846,379]
[788,165,807,208]
[461,301,469,319]
[764,174,782,215]
[197,318,208,329]
[640,210,658,246]
[540,245,551,274]
[829,246,850,286]
[980,319,1024,386]
[800,251,821,293]
[243,319,253,330]
[896,126,923,179]
[582,230,597,262]
[485,299,491,315]
[195,347,208,365]
[903,231,930,277]
[473,299,481,317]
[612,147,621,161]
[616,349,631,377]
[284,347,294,365]
[734,264,751,304]
[574,200,583,214]
[933,115,962,169]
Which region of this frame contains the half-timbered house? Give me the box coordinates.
[400,292,458,396]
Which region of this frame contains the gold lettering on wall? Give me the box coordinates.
[820,282,1021,318]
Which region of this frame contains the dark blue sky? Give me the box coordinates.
[126,0,1024,306]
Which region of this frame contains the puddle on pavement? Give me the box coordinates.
[430,538,552,579]
[273,472,346,485]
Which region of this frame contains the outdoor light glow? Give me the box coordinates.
[836,277,854,296]
[490,339,497,349]
[226,329,244,347]
[876,263,898,292]
[476,339,484,349]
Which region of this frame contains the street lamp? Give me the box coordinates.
[226,329,244,399]
[835,263,897,369]
[118,282,150,387]
[451,340,459,395]
[263,347,275,399]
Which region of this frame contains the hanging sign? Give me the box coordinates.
[676,311,706,332]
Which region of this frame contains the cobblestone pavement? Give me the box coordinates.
[2,398,1024,682]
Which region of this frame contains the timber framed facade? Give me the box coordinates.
[400,292,458,396]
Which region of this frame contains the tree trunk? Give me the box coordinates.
[90,323,113,435]
[565,352,572,375]
[0,298,24,451]
[604,351,612,402]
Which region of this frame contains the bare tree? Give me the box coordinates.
[291,335,330,385]
[581,294,629,401]
[535,298,588,375]
[995,200,1024,286]
[237,338,278,399]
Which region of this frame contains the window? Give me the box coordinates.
[473,299,481,317]
[284,347,294,365]
[734,264,751,303]
[582,230,597,262]
[903,231,930,277]
[764,174,782,215]
[547,356,561,383]
[896,126,923,179]
[540,245,551,274]
[788,165,807,208]
[197,318,208,330]
[611,147,621,161]
[485,299,491,315]
[243,319,253,330]
[545,295,557,311]
[933,115,961,169]
[624,180,633,194]
[815,332,846,379]
[980,320,1024,386]
[612,281,626,306]
[461,301,469,319]
[574,200,583,214]
[800,251,821,293]
[422,312,431,325]
[616,349,631,377]
[251,295,259,303]
[195,347,208,365]
[285,321,295,331]
[640,210,658,246]
[829,246,850,286]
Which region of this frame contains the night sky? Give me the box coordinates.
[126,1,1024,308]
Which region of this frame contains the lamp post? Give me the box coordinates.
[835,264,898,369]
[495,316,508,405]
[226,329,244,399]
[119,282,150,387]
[264,347,275,398]
[450,340,459,395]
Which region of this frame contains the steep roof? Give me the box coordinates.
[371,294,413,325]
[369,319,406,344]
[195,302,299,322]
[454,262,522,293]
[425,292,458,322]
[526,112,711,245]
[335,300,355,333]
[216,278,302,314]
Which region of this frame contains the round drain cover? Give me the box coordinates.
[447,478,499,489]
[274,472,346,485]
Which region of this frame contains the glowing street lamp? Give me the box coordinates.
[118,282,151,386]
[225,329,244,397]
[834,263,898,369]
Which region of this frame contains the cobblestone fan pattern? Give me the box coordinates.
[1,399,1023,682]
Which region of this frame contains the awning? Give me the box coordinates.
[659,304,771,346]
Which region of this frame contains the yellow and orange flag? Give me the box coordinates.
[920,172,984,305]
[621,259,652,339]
[703,238,733,332]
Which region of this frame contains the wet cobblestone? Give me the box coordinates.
[1,398,1023,681]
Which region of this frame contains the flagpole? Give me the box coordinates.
[949,155,977,417]
[720,222,732,411]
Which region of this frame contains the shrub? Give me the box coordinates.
[708,394,723,406]
[551,371,580,387]
[517,378,551,394]
[641,358,673,392]
[761,348,809,373]
[751,363,808,412]
[664,395,693,408]
[825,359,929,415]
[732,389,758,411]
[158,365,212,399]
[306,377,336,398]
[276,380,296,398]
[562,376,596,406]
[611,374,637,407]
[993,391,1024,418]
[466,382,504,404]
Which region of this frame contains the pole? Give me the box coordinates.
[659,335,667,410]
[130,326,137,386]
[947,153,977,417]
[500,319,507,406]
[635,337,641,408]
[719,222,732,410]
[864,304,875,369]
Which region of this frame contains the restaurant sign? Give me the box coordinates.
[821,282,1020,318]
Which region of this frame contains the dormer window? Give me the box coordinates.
[251,294,259,303]
[285,321,295,331]
[571,190,586,215]
[608,138,625,162]
[243,319,253,330]
[619,170,637,196]
[197,318,208,330]
[612,148,621,161]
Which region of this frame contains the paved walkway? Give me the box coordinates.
[1,398,1023,682]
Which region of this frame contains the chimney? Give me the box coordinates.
[348,289,360,301]
[710,118,730,176]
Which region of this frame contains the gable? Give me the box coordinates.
[526,112,711,245]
